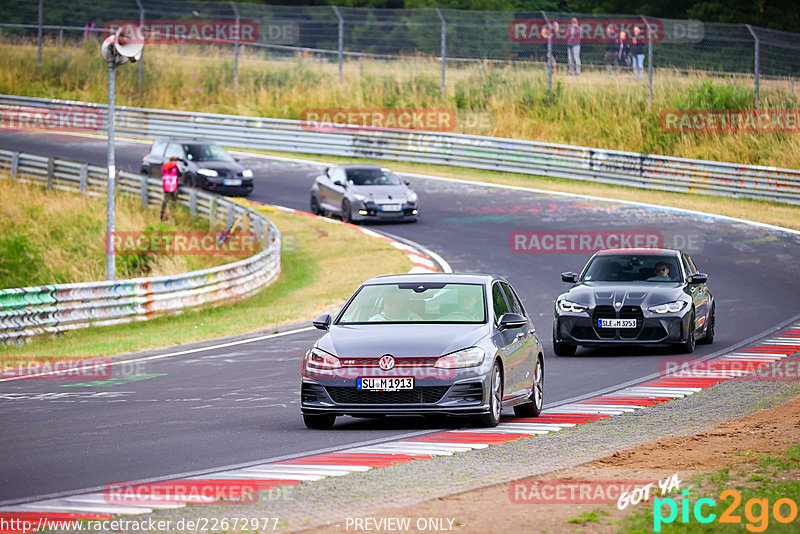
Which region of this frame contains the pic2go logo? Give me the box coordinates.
[654,489,798,532]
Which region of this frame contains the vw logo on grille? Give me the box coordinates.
[379,354,395,371]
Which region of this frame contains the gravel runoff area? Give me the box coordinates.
[113,355,800,533]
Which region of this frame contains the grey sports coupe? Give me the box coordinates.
[553,248,715,356]
[301,273,544,429]
[309,164,418,223]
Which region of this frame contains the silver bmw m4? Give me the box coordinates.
[300,273,545,429]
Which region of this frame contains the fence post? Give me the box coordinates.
[1,24,4,44]
[745,25,760,107]
[640,15,653,104]
[230,1,240,92]
[227,204,235,228]
[37,0,43,75]
[79,163,88,194]
[11,152,19,179]
[209,196,217,230]
[332,6,343,83]
[541,11,552,98]
[46,158,54,190]
[135,0,144,91]
[140,174,148,208]
[189,188,197,217]
[436,8,446,96]
[58,28,63,47]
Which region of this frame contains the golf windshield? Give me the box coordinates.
[346,168,402,186]
[582,255,683,283]
[337,283,486,324]
[183,144,235,162]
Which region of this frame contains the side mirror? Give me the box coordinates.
[688,273,708,285]
[498,312,527,330]
[403,180,410,186]
[234,156,240,162]
[312,313,332,330]
[324,167,331,178]
[561,272,579,283]
[333,180,345,188]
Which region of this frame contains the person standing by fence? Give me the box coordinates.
[160,156,180,221]
[632,25,646,79]
[567,17,581,75]
[604,24,619,74]
[618,31,632,71]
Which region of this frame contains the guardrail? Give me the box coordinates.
[2,94,798,205]
[0,149,281,344]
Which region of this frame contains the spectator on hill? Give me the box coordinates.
[567,17,581,75]
[160,156,180,221]
[604,25,619,74]
[618,31,632,70]
[632,25,646,79]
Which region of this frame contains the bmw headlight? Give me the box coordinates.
[197,168,218,177]
[557,299,588,313]
[304,347,342,371]
[242,169,253,178]
[434,347,485,369]
[648,300,688,314]
[353,193,368,202]
[407,191,418,203]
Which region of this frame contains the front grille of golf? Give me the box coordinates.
[325,386,450,404]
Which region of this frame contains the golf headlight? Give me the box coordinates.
[557,299,588,313]
[305,347,342,370]
[197,168,218,177]
[407,191,418,203]
[648,300,688,314]
[242,169,253,178]
[353,193,368,202]
[434,347,485,369]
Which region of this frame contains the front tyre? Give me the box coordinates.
[303,413,336,429]
[513,356,543,417]
[699,305,715,345]
[310,195,321,215]
[475,361,502,427]
[341,199,353,224]
[553,341,577,357]
[681,310,696,354]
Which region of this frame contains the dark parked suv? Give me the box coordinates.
[140,139,254,196]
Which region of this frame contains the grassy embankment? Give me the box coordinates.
[1,41,798,229]
[0,180,411,362]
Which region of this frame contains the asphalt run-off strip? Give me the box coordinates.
[2,322,798,531]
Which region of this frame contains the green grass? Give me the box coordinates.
[617,444,800,533]
[2,40,799,169]
[566,509,610,525]
[1,207,411,364]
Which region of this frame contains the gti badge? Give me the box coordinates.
[379,354,395,371]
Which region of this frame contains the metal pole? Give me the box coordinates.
[541,11,552,97]
[230,1,240,92]
[745,25,760,107]
[641,15,653,103]
[106,59,116,281]
[136,0,144,91]
[436,8,446,95]
[332,6,343,83]
[36,0,43,75]
[58,28,62,47]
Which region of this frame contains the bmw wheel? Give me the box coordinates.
[513,355,543,417]
[681,309,696,353]
[303,413,336,430]
[699,305,715,345]
[476,361,502,427]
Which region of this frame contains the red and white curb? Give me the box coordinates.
[3,323,798,529]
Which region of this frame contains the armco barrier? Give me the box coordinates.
[1,94,799,205]
[0,149,281,343]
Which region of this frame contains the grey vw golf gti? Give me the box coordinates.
[301,274,544,429]
[553,248,715,356]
